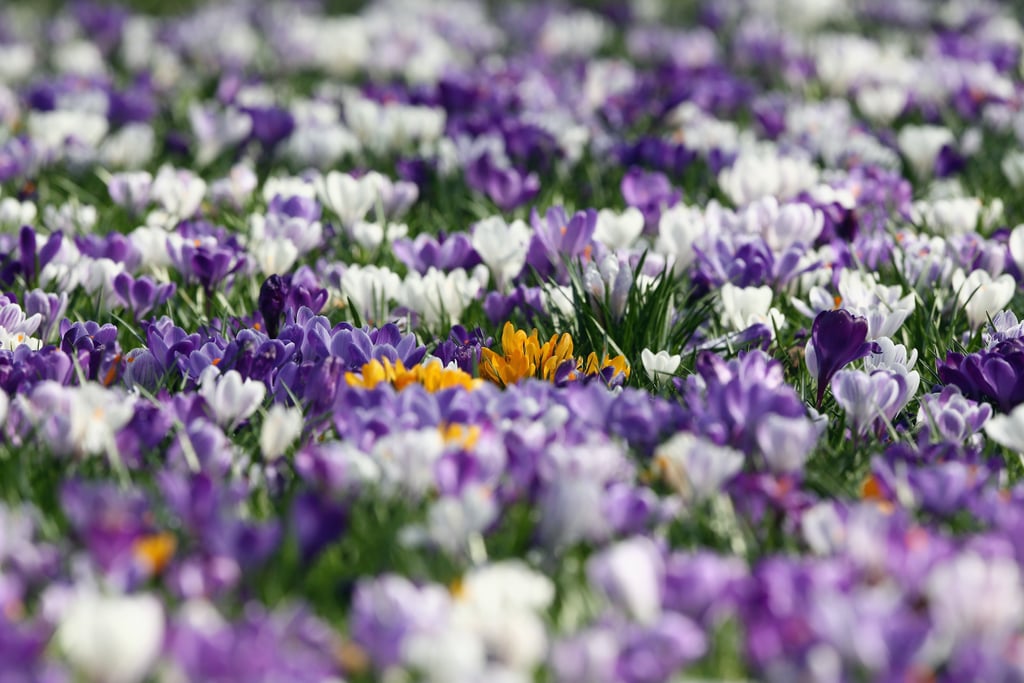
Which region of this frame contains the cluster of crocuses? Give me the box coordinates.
[3,0,1024,681]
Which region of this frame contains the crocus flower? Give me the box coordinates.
[654,431,744,501]
[259,404,303,460]
[805,309,875,408]
[198,367,266,430]
[952,268,1015,330]
[831,369,907,436]
[55,590,164,683]
[471,215,531,292]
[640,348,681,380]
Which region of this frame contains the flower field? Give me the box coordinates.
[4,0,1024,680]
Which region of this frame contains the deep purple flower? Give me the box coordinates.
[937,338,1024,413]
[243,105,295,150]
[258,274,289,338]
[433,325,491,374]
[805,309,876,408]
[169,238,246,294]
[464,153,540,212]
[60,321,121,382]
[113,272,175,320]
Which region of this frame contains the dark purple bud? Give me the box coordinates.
[808,309,875,408]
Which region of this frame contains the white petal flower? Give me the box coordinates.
[594,207,644,250]
[314,170,375,227]
[199,367,266,430]
[985,404,1024,453]
[253,237,299,276]
[897,124,954,179]
[641,348,681,379]
[472,216,531,291]
[952,269,1016,329]
[56,591,164,683]
[259,404,304,460]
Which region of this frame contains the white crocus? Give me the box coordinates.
[400,267,482,329]
[451,561,555,671]
[594,207,645,250]
[472,216,531,291]
[338,264,402,325]
[985,404,1024,454]
[641,348,681,380]
[253,238,299,276]
[149,164,206,223]
[314,170,376,227]
[719,283,786,337]
[654,431,744,501]
[911,197,982,236]
[1008,224,1024,275]
[718,148,819,206]
[656,203,708,274]
[897,124,954,179]
[952,269,1016,330]
[1002,150,1024,188]
[56,590,165,683]
[856,83,907,125]
[70,384,136,456]
[198,367,266,430]
[259,404,304,460]
[863,337,921,401]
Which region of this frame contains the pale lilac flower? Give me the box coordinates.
[149,164,207,222]
[830,369,906,435]
[654,432,745,501]
[925,553,1024,643]
[755,414,820,472]
[587,536,664,624]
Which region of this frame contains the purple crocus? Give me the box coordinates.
[392,232,481,274]
[465,152,540,212]
[937,339,1024,413]
[113,272,176,320]
[805,309,876,408]
[621,168,680,232]
[433,325,491,374]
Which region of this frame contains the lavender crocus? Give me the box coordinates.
[805,309,876,408]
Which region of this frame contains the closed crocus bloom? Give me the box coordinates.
[472,215,531,292]
[56,590,165,683]
[198,367,266,430]
[587,536,663,624]
[314,170,375,227]
[641,348,681,379]
[806,309,876,408]
[830,369,905,436]
[594,207,644,250]
[259,404,304,460]
[952,269,1015,329]
[897,124,954,179]
[719,283,785,337]
[984,403,1024,453]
